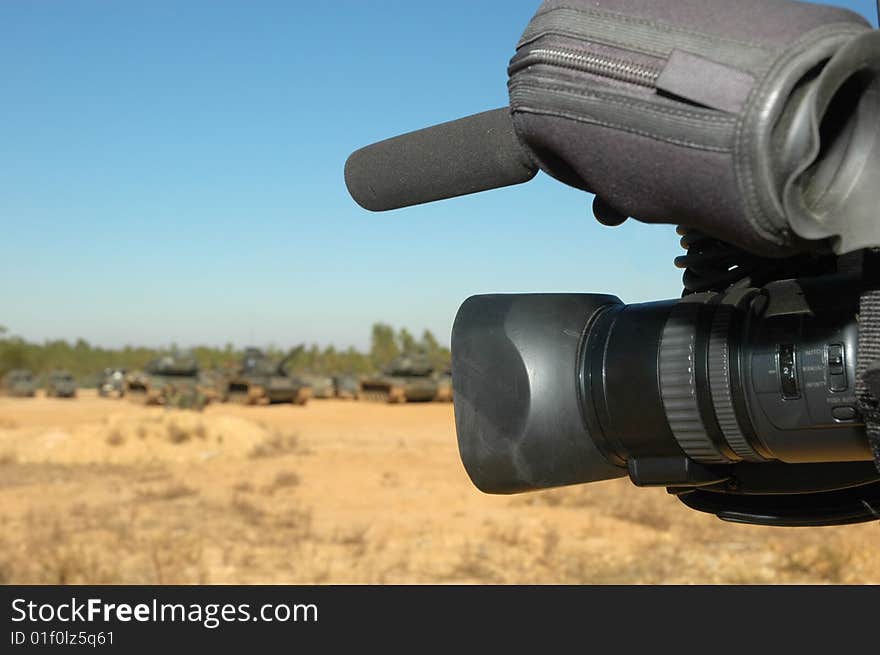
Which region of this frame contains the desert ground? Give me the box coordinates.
[0,390,878,584]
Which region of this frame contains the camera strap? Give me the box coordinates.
[857,249,880,472]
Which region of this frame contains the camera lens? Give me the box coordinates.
[452,277,868,494]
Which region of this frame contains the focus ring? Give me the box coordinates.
[659,300,730,465]
[708,304,763,462]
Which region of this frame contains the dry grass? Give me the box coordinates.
[276,503,313,542]
[0,394,878,584]
[233,480,255,493]
[248,430,302,459]
[106,428,125,446]
[1,471,874,584]
[231,494,266,525]
[166,421,205,444]
[135,482,199,503]
[264,470,301,494]
[0,417,19,429]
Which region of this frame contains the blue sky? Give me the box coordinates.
[1,1,877,350]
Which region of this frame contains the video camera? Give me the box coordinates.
[346,0,880,526]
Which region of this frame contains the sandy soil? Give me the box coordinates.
[0,390,878,584]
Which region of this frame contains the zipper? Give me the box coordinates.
[509,47,661,89]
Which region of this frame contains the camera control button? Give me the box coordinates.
[827,344,844,373]
[827,344,847,392]
[779,344,799,399]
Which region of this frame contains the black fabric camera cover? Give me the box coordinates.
[509,0,878,256]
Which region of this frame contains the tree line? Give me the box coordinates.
[0,324,450,384]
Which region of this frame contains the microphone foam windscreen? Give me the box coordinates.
[345,108,537,211]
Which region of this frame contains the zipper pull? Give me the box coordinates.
[655,50,755,114]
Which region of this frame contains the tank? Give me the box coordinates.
[301,374,335,399]
[224,348,311,405]
[433,367,453,403]
[126,350,206,410]
[333,374,361,400]
[98,367,127,398]
[1,369,37,398]
[46,370,77,398]
[197,368,229,404]
[124,370,150,396]
[360,353,439,403]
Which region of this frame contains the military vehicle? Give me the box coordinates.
[224,348,311,405]
[301,374,335,399]
[360,353,439,403]
[1,369,37,398]
[124,370,150,396]
[45,370,77,398]
[333,374,361,400]
[433,367,453,403]
[197,368,229,404]
[98,367,127,398]
[126,350,206,410]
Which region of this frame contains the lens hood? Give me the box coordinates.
[452,294,624,493]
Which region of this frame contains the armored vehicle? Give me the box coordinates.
[98,368,127,398]
[1,369,37,398]
[197,368,229,404]
[124,370,150,396]
[301,374,335,399]
[126,350,205,409]
[333,375,361,400]
[360,353,439,403]
[46,370,77,398]
[224,348,311,405]
[433,367,453,403]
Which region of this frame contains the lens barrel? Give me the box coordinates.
[452,277,869,495]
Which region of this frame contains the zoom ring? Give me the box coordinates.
[707,304,763,462]
[659,300,730,465]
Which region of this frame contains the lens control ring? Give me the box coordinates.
[708,303,764,462]
[659,298,732,464]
